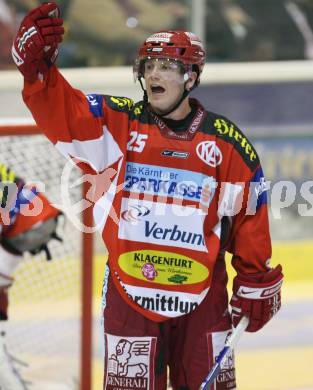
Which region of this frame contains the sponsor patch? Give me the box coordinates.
[104,333,156,390]
[118,249,209,285]
[214,118,258,171]
[110,96,133,110]
[103,96,134,113]
[121,204,150,223]
[118,198,208,252]
[146,32,173,42]
[208,330,236,389]
[124,162,217,203]
[196,141,223,167]
[123,284,210,317]
[161,150,189,159]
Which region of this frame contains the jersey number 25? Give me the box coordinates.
[127,131,148,153]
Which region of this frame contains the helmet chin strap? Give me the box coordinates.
[158,88,191,118]
[139,77,149,104]
[138,73,194,118]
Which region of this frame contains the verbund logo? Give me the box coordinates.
[118,198,208,252]
[145,221,205,247]
[196,141,223,167]
[121,204,150,223]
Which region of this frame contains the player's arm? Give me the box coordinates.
[12,3,127,175]
[225,165,283,332]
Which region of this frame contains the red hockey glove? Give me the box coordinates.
[230,264,283,332]
[12,2,64,82]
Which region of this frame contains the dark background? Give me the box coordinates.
[1,0,313,68]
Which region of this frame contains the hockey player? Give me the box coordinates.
[0,164,62,389]
[12,3,283,389]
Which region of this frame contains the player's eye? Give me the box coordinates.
[144,60,155,72]
[159,61,170,71]
[160,60,179,72]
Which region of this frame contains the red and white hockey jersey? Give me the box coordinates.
[23,66,271,321]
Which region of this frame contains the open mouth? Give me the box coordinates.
[151,85,165,94]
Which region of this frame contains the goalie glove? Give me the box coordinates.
[12,2,64,82]
[230,264,283,332]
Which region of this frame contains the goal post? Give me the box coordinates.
[0,121,94,390]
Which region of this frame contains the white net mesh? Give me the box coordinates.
[0,134,83,389]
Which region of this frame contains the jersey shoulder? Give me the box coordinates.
[103,95,134,114]
[86,94,144,120]
[102,96,150,123]
[201,110,260,172]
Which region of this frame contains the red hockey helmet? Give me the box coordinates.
[134,30,206,83]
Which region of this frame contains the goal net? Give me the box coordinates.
[0,122,93,390]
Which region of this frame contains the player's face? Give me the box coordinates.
[144,58,186,114]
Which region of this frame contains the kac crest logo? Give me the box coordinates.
[196,141,223,167]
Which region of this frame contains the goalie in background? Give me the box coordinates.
[0,164,62,389]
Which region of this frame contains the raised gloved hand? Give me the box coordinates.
[230,264,283,332]
[12,2,64,82]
